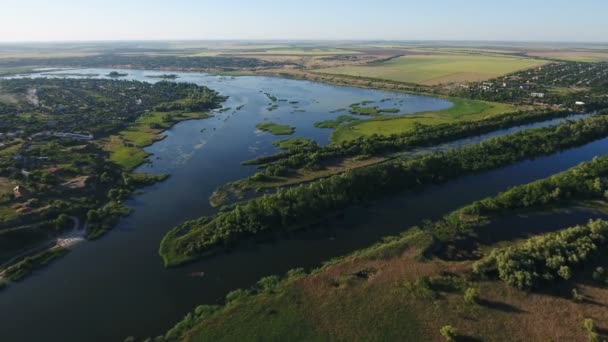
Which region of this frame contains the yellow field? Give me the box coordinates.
[315,54,547,85]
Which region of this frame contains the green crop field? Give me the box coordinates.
[315,54,547,85]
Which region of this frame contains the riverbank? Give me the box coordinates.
[103,111,213,171]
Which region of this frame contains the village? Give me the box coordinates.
[454,61,608,109]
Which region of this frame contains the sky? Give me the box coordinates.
[1,0,607,42]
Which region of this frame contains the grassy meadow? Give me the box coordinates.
[315,54,547,85]
[103,111,211,170]
[331,98,515,143]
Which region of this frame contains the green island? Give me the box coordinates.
[348,103,400,116]
[145,74,179,79]
[106,71,128,77]
[256,122,295,135]
[272,137,317,151]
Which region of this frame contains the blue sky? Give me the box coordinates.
[1,0,607,42]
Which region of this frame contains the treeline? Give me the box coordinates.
[462,156,608,217]
[160,115,608,266]
[0,54,288,71]
[473,219,608,290]
[244,109,577,176]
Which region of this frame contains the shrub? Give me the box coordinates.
[464,287,480,304]
[583,318,599,342]
[440,325,458,341]
[592,267,605,282]
[572,288,584,302]
[257,275,281,293]
[225,289,250,303]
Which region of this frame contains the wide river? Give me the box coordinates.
[0,69,603,341]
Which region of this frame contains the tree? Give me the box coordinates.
[54,213,72,230]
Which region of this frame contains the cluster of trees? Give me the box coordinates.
[244,109,576,176]
[160,115,608,265]
[0,54,288,71]
[473,219,608,290]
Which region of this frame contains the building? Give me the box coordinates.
[530,92,545,98]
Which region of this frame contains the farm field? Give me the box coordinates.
[315,54,548,85]
[526,50,608,62]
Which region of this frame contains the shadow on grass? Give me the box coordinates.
[478,299,526,313]
[455,335,483,342]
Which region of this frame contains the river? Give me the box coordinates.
[0,69,603,341]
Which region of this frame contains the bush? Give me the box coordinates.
[582,318,599,342]
[225,289,250,303]
[592,267,605,283]
[440,325,458,341]
[572,288,584,302]
[257,275,281,293]
[463,287,480,304]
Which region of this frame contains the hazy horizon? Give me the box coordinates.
[2,0,607,43]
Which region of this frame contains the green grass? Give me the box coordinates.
[161,229,432,341]
[316,54,547,85]
[0,205,18,222]
[104,111,211,170]
[331,98,515,143]
[314,115,360,129]
[0,143,23,157]
[272,137,316,150]
[256,122,295,135]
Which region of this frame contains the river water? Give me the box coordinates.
[0,69,602,341]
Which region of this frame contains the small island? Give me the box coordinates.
[145,74,179,79]
[256,122,295,135]
[106,71,128,77]
[272,137,317,150]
